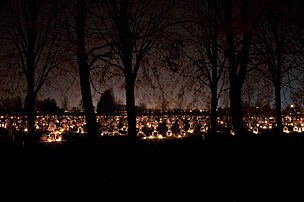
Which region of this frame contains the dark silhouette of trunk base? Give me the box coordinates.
[275,84,283,135]
[76,0,99,144]
[125,79,137,142]
[230,86,245,136]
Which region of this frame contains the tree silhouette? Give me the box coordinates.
[242,75,274,117]
[291,79,304,109]
[1,0,66,136]
[179,0,227,134]
[91,0,176,140]
[96,89,116,115]
[61,96,69,111]
[253,0,300,134]
[0,96,23,115]
[59,0,100,141]
[290,1,304,110]
[224,0,254,136]
[75,0,99,141]
[36,97,61,115]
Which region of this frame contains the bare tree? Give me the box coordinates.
[75,0,99,141]
[1,0,66,136]
[289,1,304,111]
[253,0,300,134]
[178,0,227,134]
[291,79,304,109]
[90,0,176,140]
[223,0,257,136]
[242,74,274,117]
[58,0,102,142]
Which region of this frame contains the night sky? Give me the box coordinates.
[0,0,209,110]
[0,0,302,110]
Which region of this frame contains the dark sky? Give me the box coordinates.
[0,0,300,110]
[0,0,209,110]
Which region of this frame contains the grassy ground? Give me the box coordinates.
[1,133,304,202]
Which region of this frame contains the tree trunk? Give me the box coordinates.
[274,82,283,134]
[209,5,218,135]
[210,85,218,134]
[125,77,137,141]
[78,64,99,142]
[118,0,137,141]
[25,86,35,139]
[230,83,245,136]
[25,6,37,140]
[76,0,98,143]
[25,57,36,139]
[225,0,250,136]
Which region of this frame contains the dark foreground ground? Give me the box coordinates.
[1,133,304,202]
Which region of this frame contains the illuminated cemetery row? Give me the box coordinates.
[1,114,304,141]
[245,115,304,134]
[0,114,210,141]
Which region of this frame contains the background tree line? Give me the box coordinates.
[0,96,62,115]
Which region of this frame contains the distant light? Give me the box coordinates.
[283,126,289,133]
[166,130,172,136]
[230,129,235,136]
